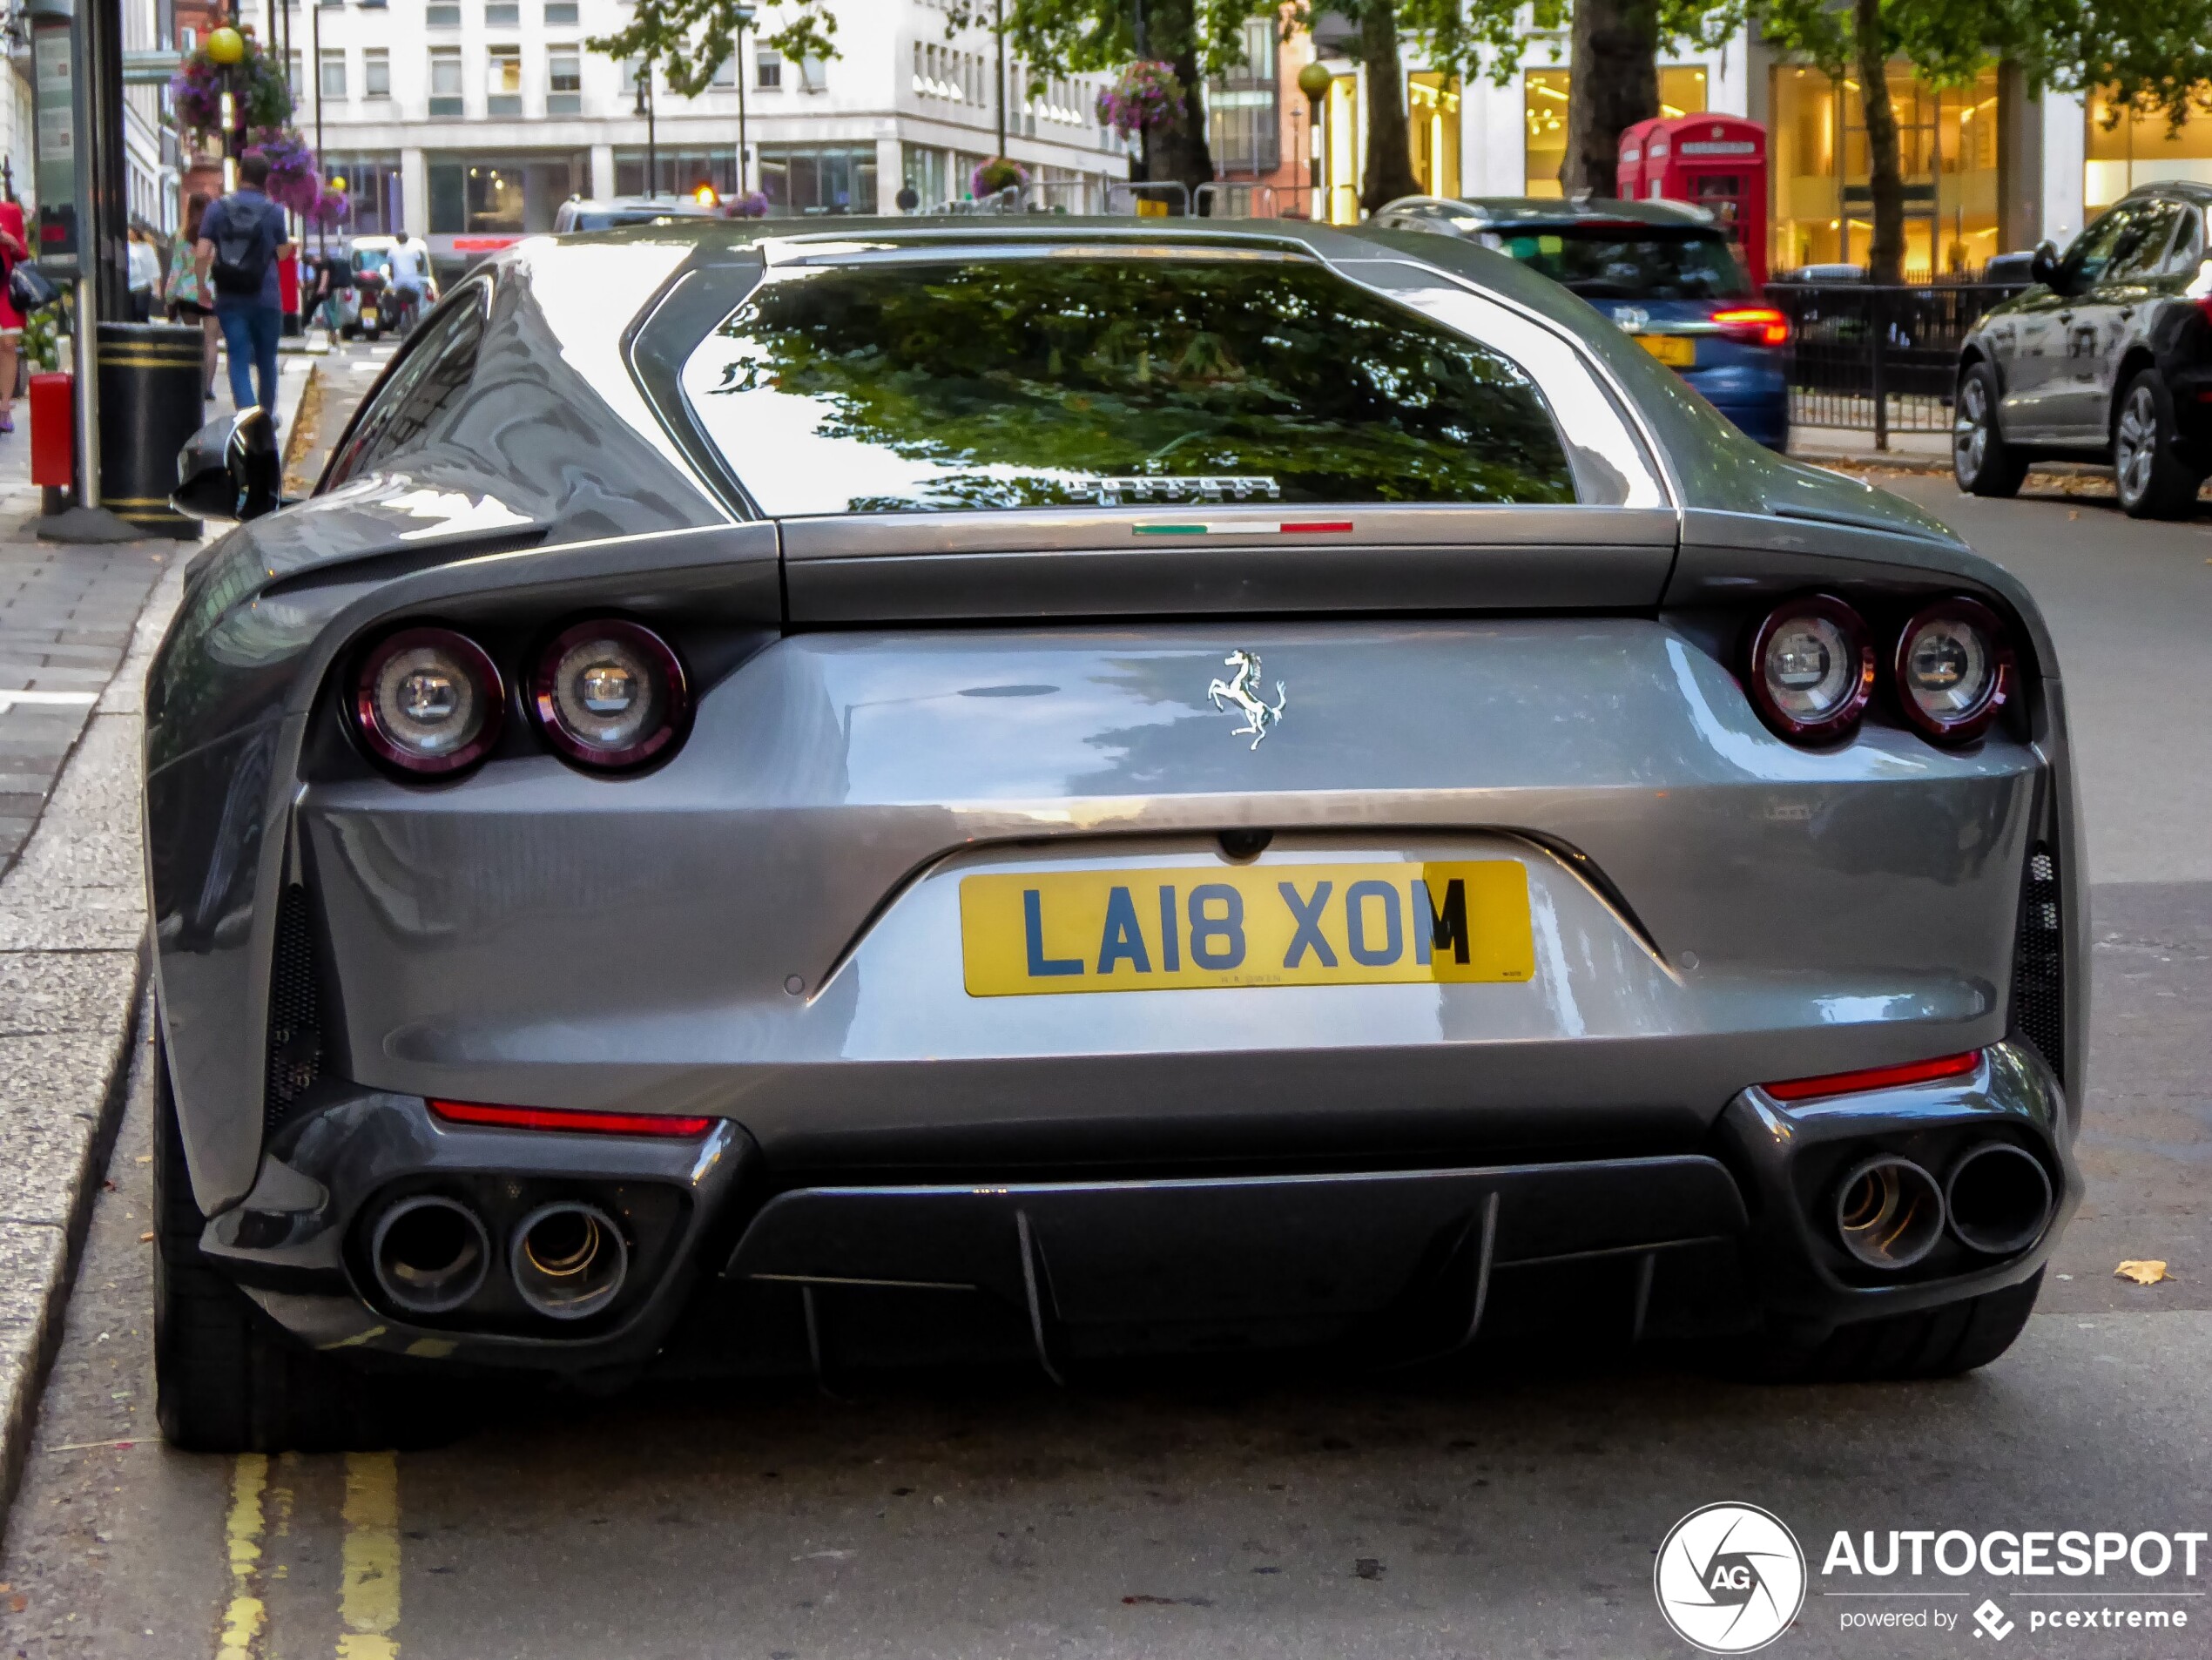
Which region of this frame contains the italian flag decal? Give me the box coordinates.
[1133,521,1355,536]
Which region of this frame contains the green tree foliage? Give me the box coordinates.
[586,0,838,99]
[1758,0,2212,281]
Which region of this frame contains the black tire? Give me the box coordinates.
[152,1030,447,1453]
[1952,361,2027,497]
[2113,368,2202,519]
[1735,1272,2043,1384]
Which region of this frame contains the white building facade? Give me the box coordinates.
[295,0,1131,270]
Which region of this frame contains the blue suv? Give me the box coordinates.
[1373,195,1791,451]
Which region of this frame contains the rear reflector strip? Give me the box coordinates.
[429,1098,715,1137]
[1761,1050,1983,1103]
[1134,521,1353,536]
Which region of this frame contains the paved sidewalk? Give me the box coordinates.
[0,355,314,1534]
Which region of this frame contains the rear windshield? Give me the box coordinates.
[1489,226,1750,301]
[678,255,1577,516]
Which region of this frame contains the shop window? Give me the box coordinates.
[2087,90,2212,213]
[1409,72,1460,197]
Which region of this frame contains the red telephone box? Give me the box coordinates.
[1617,114,1769,288]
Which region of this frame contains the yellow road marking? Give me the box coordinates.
[337,1450,401,1659]
[218,1453,268,1658]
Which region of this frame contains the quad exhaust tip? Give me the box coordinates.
[370,1194,492,1315]
[1834,1156,1945,1271]
[510,1201,629,1321]
[1946,1142,2054,1257]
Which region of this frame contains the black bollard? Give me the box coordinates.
[97,321,209,538]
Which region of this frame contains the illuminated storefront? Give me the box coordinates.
[1523,65,1708,195]
[1768,63,2000,277]
[2086,90,2212,212]
[1409,72,1460,197]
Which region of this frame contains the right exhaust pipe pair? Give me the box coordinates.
[1833,1143,2053,1272]
[369,1195,631,1321]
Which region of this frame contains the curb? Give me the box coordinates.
[0,555,187,1543]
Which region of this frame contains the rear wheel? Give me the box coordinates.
[153,1029,447,1453]
[2113,369,2202,519]
[1952,362,2027,497]
[1736,1272,2043,1384]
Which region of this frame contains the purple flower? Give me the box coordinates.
[1096,60,1184,138]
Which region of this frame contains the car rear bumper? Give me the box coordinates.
[212,1041,2075,1375]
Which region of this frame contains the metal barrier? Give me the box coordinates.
[1107,180,1190,218]
[1192,182,1280,219]
[1764,280,2027,449]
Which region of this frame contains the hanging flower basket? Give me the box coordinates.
[970,157,1028,198]
[1096,60,1184,138]
[167,29,293,139]
[248,130,322,215]
[730,191,770,219]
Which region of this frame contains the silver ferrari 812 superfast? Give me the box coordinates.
[146,219,2082,1450]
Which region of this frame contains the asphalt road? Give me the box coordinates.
[1,464,2207,1660]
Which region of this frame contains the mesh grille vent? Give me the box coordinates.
[265,884,324,1129]
[2009,843,2064,1080]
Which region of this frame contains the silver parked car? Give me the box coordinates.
[154,219,2082,1450]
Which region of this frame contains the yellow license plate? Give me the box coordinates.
[361,307,378,326]
[1635,334,1696,368]
[960,861,1534,997]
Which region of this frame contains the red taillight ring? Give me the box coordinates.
[1892,596,2014,744]
[1711,306,1791,347]
[352,626,505,777]
[1743,593,1876,744]
[529,618,691,772]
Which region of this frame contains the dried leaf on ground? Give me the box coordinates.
[2115,1259,2171,1285]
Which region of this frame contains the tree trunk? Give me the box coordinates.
[1359,2,1420,213]
[1560,0,1658,198]
[1853,0,1905,282]
[1132,0,1214,211]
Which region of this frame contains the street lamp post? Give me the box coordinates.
[994,0,1007,161]
[1296,61,1332,225]
[733,3,753,200]
[633,61,656,198]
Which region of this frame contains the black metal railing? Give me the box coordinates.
[1764,280,2027,447]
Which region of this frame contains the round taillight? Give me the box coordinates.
[530,618,689,770]
[354,627,504,776]
[1744,594,1875,742]
[1894,597,2013,743]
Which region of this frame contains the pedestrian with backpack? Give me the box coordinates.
[194,152,293,419]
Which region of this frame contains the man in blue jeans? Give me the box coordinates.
[194,153,293,418]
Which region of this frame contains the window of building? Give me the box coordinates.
[757,145,876,215]
[487,46,523,117]
[485,2,520,26]
[427,3,460,26]
[2086,90,2212,213]
[1767,63,2000,275]
[1408,73,1460,197]
[757,49,782,91]
[287,51,302,95]
[319,153,404,236]
[547,49,581,115]
[320,49,347,100]
[1206,17,1278,177]
[613,148,738,198]
[428,154,585,234]
[365,50,391,98]
[543,0,578,20]
[710,55,736,88]
[428,46,463,117]
[1523,64,1706,198]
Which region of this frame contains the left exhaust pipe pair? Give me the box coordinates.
[368,1195,629,1321]
[1833,1144,2052,1272]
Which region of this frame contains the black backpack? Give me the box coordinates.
[210,201,275,299]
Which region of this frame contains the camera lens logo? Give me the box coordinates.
[1654,1502,1807,1654]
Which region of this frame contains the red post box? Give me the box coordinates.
[1616,114,1769,288]
[278,246,301,317]
[30,371,72,489]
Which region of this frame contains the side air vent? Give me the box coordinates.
[2008,843,2064,1081]
[265,884,325,1129]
